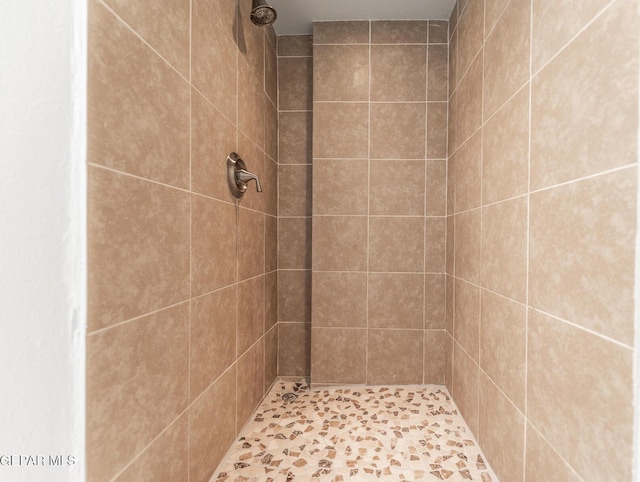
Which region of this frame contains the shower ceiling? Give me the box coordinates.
[267,0,456,34]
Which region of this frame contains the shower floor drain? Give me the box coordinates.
[281,392,298,403]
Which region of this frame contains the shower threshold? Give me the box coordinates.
[212,381,497,481]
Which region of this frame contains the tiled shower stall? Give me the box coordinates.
[86,0,639,481]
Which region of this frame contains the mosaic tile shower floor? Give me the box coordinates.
[212,381,498,481]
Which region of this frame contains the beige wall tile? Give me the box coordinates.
[188,367,237,482]
[278,57,313,110]
[457,0,484,76]
[368,330,424,385]
[315,45,369,101]
[525,425,582,482]
[277,35,313,56]
[427,103,448,161]
[455,52,483,147]
[449,2,458,38]
[265,40,278,105]
[426,160,447,215]
[452,342,479,434]
[484,0,510,36]
[425,217,446,272]
[370,160,425,216]
[237,276,265,356]
[236,133,265,213]
[529,169,636,345]
[482,87,529,204]
[313,21,370,44]
[454,131,482,212]
[369,217,425,272]
[480,290,526,411]
[428,45,449,101]
[478,374,525,482]
[446,215,455,275]
[483,0,530,119]
[265,100,278,161]
[88,4,190,189]
[238,0,265,81]
[530,0,639,189]
[311,328,367,384]
[371,45,426,101]
[445,275,454,333]
[481,197,528,303]
[238,209,265,281]
[423,331,445,384]
[190,89,236,201]
[237,340,265,433]
[448,92,458,156]
[103,0,189,77]
[191,0,237,120]
[313,103,369,159]
[447,152,456,215]
[313,216,368,272]
[265,271,277,331]
[265,158,279,217]
[312,272,367,328]
[88,167,190,332]
[425,274,446,329]
[528,310,634,481]
[370,103,426,159]
[265,325,278,390]
[115,415,188,482]
[86,304,189,481]
[448,29,458,95]
[191,195,237,297]
[278,322,311,376]
[278,217,312,270]
[454,279,480,361]
[278,270,311,322]
[313,159,369,215]
[190,287,236,401]
[372,21,428,44]
[444,333,454,390]
[265,216,277,273]
[454,209,481,284]
[278,112,312,164]
[429,21,449,44]
[279,165,312,217]
[238,59,265,149]
[369,273,424,329]
[532,0,613,72]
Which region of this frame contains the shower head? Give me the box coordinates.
[250,0,277,26]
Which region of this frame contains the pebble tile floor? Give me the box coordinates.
[212,381,498,481]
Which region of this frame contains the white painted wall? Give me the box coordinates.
[0,1,86,481]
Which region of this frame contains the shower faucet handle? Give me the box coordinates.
[227,152,262,198]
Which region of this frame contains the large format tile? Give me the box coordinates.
[370,160,425,216]
[371,45,426,102]
[452,342,479,435]
[278,270,311,322]
[190,286,236,401]
[311,327,367,384]
[188,367,237,482]
[369,217,425,272]
[314,159,369,215]
[370,103,426,159]
[191,0,237,120]
[312,272,367,328]
[279,57,313,110]
[479,290,526,411]
[527,310,633,481]
[313,21,370,44]
[371,20,427,44]
[278,322,311,376]
[428,45,449,101]
[313,103,369,159]
[237,276,265,356]
[315,45,369,101]
[191,195,237,297]
[368,273,424,329]
[87,304,189,482]
[103,0,189,76]
[454,279,480,362]
[525,425,582,482]
[313,216,368,272]
[88,3,190,189]
[237,340,265,431]
[238,208,265,281]
[367,330,423,385]
[530,0,639,189]
[278,112,312,164]
[88,167,190,332]
[454,210,481,284]
[529,169,636,345]
[424,330,446,383]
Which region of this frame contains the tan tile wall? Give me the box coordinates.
[86,0,278,480]
[309,21,449,385]
[276,35,314,376]
[446,0,638,480]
